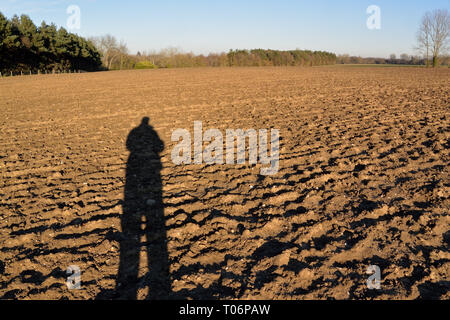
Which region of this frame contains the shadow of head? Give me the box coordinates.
[141,116,150,125]
[126,117,164,155]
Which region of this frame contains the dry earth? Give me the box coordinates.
[0,66,449,300]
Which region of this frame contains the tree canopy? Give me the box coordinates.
[227,49,336,67]
[0,12,102,74]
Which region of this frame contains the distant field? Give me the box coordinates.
[0,66,449,299]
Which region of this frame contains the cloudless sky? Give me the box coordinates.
[1,0,449,57]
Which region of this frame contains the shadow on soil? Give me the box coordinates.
[97,116,170,300]
[3,118,448,300]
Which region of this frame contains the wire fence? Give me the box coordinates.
[0,70,87,78]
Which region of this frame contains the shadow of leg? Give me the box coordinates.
[116,197,141,299]
[146,193,171,300]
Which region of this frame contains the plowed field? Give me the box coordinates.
[0,66,448,299]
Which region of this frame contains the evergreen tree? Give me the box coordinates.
[0,12,102,74]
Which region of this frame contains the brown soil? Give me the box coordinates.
[0,66,448,300]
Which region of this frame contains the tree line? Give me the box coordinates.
[227,49,336,66]
[0,12,102,74]
[1,10,337,74]
[2,9,447,73]
[336,53,450,66]
[91,39,337,70]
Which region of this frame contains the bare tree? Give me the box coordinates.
[416,13,431,67]
[117,41,128,70]
[416,9,450,67]
[90,35,128,70]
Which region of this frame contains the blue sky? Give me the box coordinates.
[1,0,449,57]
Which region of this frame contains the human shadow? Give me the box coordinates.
[115,117,171,299]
